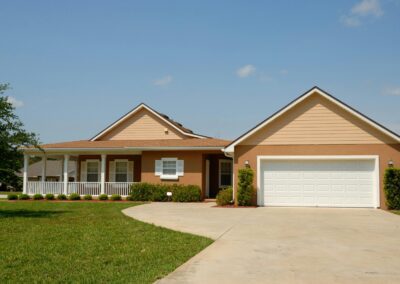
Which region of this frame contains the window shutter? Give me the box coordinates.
[80,161,87,182]
[155,160,162,176]
[109,161,115,182]
[128,161,134,182]
[177,160,184,176]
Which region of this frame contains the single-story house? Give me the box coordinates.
[22,86,400,208]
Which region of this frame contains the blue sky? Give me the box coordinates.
[1,0,399,143]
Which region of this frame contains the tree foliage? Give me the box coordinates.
[0,83,39,190]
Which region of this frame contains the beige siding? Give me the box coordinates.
[99,109,187,140]
[242,94,396,145]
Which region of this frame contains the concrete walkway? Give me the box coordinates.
[123,203,400,284]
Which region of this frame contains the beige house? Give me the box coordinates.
[23,86,400,208]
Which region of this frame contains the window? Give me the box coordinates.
[155,158,184,180]
[87,161,99,182]
[115,161,128,182]
[219,159,232,187]
[162,160,177,176]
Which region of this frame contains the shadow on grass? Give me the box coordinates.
[0,209,69,218]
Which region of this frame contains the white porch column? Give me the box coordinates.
[100,154,106,194]
[63,155,69,194]
[41,155,47,181]
[22,154,29,194]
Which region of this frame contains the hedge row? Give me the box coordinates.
[7,193,123,201]
[129,183,201,202]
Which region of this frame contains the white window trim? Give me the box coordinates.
[161,158,178,180]
[114,159,129,182]
[219,159,233,188]
[86,159,100,182]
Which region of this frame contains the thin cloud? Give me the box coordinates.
[236,65,256,78]
[153,75,173,86]
[280,69,289,76]
[341,0,383,27]
[384,87,400,96]
[6,96,24,108]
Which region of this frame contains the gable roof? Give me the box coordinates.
[224,86,400,152]
[91,103,209,141]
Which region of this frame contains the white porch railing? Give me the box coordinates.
[104,182,133,196]
[26,182,136,196]
[27,181,64,195]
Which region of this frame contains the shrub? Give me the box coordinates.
[98,194,108,201]
[172,184,201,202]
[83,194,92,200]
[33,194,44,200]
[18,193,30,200]
[57,194,67,200]
[111,194,122,201]
[237,167,254,206]
[69,193,81,200]
[150,184,169,202]
[130,183,154,201]
[45,193,55,200]
[7,194,18,200]
[216,187,233,206]
[384,168,400,210]
[125,195,134,201]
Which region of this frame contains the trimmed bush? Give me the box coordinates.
[7,194,18,200]
[237,167,254,206]
[45,193,55,200]
[216,187,233,206]
[57,194,67,200]
[125,195,134,201]
[150,184,169,202]
[18,193,30,200]
[172,184,201,202]
[110,194,122,201]
[130,183,154,201]
[384,168,400,210]
[33,194,44,200]
[98,194,108,201]
[83,194,92,200]
[69,193,81,200]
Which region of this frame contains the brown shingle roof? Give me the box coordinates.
[38,138,230,149]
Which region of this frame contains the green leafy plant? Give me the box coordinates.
[98,194,108,201]
[384,168,400,210]
[216,187,233,206]
[45,193,55,200]
[7,193,18,200]
[125,195,134,201]
[57,194,67,200]
[69,193,81,201]
[237,167,254,206]
[33,194,44,200]
[83,194,92,200]
[130,183,154,201]
[18,193,30,200]
[172,184,201,202]
[150,184,169,201]
[110,194,122,201]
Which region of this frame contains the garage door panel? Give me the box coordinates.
[261,159,376,208]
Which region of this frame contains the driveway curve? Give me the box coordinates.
[123,203,400,284]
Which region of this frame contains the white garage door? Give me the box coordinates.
[260,158,377,208]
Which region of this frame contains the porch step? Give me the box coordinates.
[204,198,216,203]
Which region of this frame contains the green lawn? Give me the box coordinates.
[0,201,212,283]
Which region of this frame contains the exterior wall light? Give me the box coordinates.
[244,160,249,167]
[388,159,394,167]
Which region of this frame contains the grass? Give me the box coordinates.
[0,201,212,283]
[391,210,400,215]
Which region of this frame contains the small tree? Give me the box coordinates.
[384,168,400,210]
[237,167,254,206]
[0,83,39,190]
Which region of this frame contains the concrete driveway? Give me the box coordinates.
[123,203,400,284]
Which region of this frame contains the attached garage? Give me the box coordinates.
[224,87,400,209]
[258,156,379,208]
